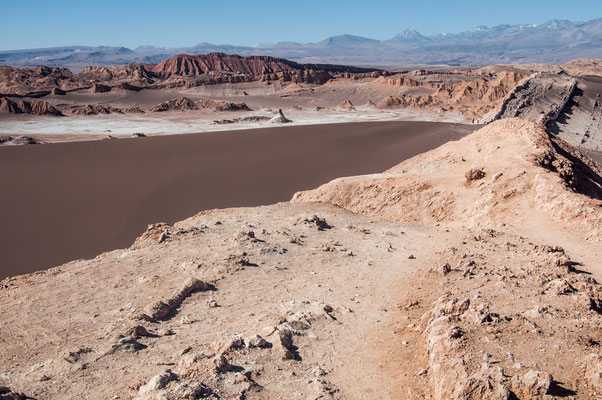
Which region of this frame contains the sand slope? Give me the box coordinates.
[0,121,476,279]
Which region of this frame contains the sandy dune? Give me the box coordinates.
[0,121,477,279]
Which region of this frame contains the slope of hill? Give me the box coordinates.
[1,118,601,399]
[293,118,602,239]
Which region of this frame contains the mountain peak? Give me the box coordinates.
[388,28,429,43]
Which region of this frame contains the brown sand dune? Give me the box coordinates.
[0,121,476,279]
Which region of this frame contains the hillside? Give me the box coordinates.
[293,119,602,238]
[1,118,601,399]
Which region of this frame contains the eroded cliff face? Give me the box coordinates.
[373,70,526,120]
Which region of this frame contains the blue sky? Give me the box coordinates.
[1,0,601,50]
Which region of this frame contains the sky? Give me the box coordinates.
[1,0,601,50]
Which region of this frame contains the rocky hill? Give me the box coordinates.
[151,53,382,84]
[1,118,601,399]
[293,118,602,239]
[0,53,383,97]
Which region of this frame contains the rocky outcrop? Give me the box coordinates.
[151,53,380,84]
[68,104,121,115]
[492,73,576,124]
[0,97,63,116]
[562,58,602,77]
[91,83,111,93]
[374,75,442,89]
[0,97,21,113]
[377,95,404,109]
[293,118,602,239]
[336,99,355,110]
[114,82,142,91]
[268,109,292,124]
[197,99,250,111]
[0,135,39,145]
[76,64,158,83]
[0,65,74,95]
[149,97,199,112]
[151,53,302,77]
[122,106,145,113]
[149,97,250,112]
[373,70,524,120]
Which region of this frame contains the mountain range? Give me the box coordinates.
[1,18,600,69]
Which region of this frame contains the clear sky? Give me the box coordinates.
[1,0,601,50]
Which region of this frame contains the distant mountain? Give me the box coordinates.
[387,28,430,43]
[317,34,380,47]
[1,18,600,69]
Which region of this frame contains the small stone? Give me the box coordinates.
[158,231,168,244]
[126,325,149,338]
[213,355,232,373]
[465,168,486,183]
[440,263,452,275]
[181,315,196,324]
[159,328,175,336]
[246,334,270,349]
[511,370,553,398]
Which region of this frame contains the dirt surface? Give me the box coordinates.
[1,119,601,399]
[0,121,477,279]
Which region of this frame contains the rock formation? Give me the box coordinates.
[148,97,199,112]
[148,97,250,113]
[0,97,63,116]
[90,83,111,93]
[268,109,292,123]
[151,53,380,84]
[336,99,355,110]
[68,104,121,115]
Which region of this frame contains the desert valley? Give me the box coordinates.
[1,5,602,400]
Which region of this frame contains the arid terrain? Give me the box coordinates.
[1,54,602,400]
[1,117,601,399]
[1,55,601,154]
